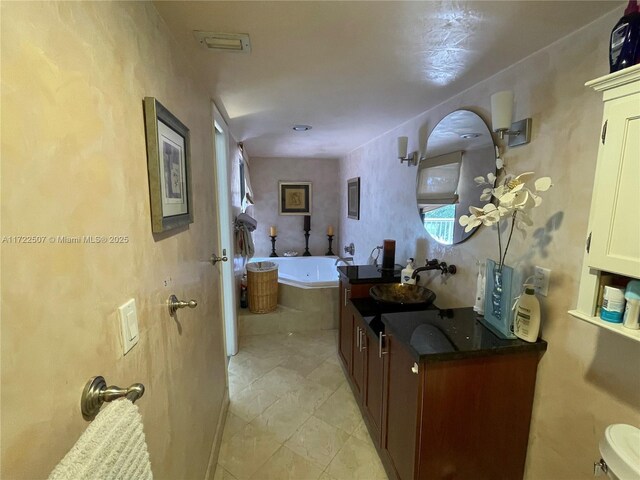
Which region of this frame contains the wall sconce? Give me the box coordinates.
[490,91,532,147]
[397,136,418,166]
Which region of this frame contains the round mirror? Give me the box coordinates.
[416,110,496,245]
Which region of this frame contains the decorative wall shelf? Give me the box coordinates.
[569,310,640,343]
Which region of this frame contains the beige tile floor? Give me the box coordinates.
[214,330,388,480]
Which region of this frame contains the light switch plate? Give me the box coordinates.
[118,298,139,355]
[534,266,551,297]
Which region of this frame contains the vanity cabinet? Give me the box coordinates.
[340,306,547,480]
[351,306,367,400]
[382,335,419,480]
[571,64,640,341]
[363,326,385,444]
[338,277,377,376]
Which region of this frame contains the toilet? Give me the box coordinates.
[595,424,640,479]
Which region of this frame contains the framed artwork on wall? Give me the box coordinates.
[143,97,193,233]
[279,182,312,215]
[347,177,360,220]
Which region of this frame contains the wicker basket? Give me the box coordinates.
[247,261,278,314]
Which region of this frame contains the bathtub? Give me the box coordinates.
[242,256,339,334]
[249,256,339,289]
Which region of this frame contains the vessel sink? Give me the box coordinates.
[369,284,436,309]
[599,424,640,479]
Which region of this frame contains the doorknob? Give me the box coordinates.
[167,295,198,315]
[211,249,228,266]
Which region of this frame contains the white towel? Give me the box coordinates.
[49,399,153,480]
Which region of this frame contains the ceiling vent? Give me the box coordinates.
[193,31,251,53]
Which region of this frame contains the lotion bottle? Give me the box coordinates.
[401,258,415,285]
[514,285,540,342]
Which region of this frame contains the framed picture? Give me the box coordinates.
[347,177,360,220]
[143,97,193,233]
[279,182,312,215]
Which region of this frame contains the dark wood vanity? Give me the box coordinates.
[337,266,547,480]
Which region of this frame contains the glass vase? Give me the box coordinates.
[491,267,504,320]
[482,259,519,339]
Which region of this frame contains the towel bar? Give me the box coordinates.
[81,375,145,420]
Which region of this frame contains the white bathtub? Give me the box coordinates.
[249,256,339,289]
[242,256,339,334]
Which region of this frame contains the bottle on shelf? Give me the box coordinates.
[610,0,640,72]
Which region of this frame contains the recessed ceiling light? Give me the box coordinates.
[460,133,481,139]
[292,125,312,132]
[193,31,251,54]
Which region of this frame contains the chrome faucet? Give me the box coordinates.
[335,256,354,266]
[411,259,457,281]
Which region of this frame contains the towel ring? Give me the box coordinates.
[81,375,145,420]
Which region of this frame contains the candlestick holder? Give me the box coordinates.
[325,235,334,256]
[269,235,278,257]
[303,229,311,256]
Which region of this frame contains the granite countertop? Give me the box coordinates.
[381,307,547,363]
[337,264,401,284]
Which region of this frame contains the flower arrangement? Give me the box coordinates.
[459,163,552,271]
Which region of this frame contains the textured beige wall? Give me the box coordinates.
[339,10,640,479]
[1,2,227,479]
[250,157,339,257]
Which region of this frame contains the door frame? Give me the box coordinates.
[212,102,238,356]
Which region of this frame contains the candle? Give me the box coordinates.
[327,225,334,236]
[270,226,277,236]
[382,239,396,270]
[304,215,311,231]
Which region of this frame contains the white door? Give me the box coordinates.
[212,103,238,356]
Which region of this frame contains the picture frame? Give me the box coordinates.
[143,97,193,233]
[347,177,360,220]
[279,182,312,215]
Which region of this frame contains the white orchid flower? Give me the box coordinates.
[534,177,552,192]
[458,167,552,270]
[480,188,493,202]
[459,206,485,232]
[474,176,487,185]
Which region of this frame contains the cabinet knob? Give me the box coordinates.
[411,362,419,374]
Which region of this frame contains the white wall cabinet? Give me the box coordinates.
[570,64,640,342]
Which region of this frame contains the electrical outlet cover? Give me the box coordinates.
[534,266,551,297]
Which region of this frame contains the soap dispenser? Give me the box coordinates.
[514,284,541,342]
[401,258,415,285]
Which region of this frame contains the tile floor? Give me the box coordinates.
[214,330,389,480]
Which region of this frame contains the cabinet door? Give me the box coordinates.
[351,310,366,400]
[383,336,420,480]
[588,92,640,277]
[338,280,353,374]
[363,327,385,445]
